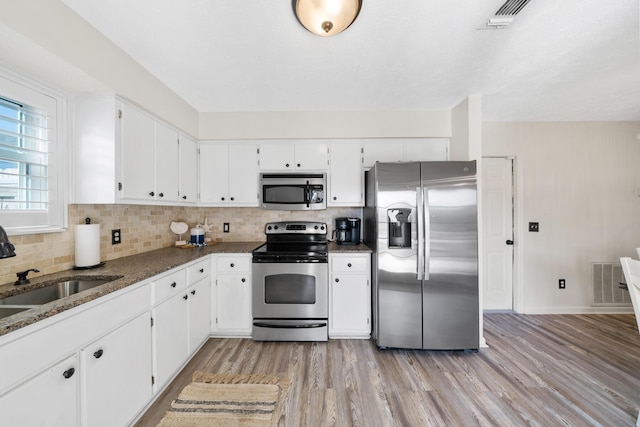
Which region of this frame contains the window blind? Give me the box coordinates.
[0,96,49,210]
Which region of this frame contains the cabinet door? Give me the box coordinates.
[294,143,328,170]
[155,122,179,202]
[179,135,198,203]
[0,355,79,426]
[228,143,259,205]
[119,102,155,200]
[83,312,152,427]
[188,279,211,354]
[363,142,404,169]
[153,292,189,389]
[259,143,293,170]
[216,274,252,334]
[329,143,363,206]
[404,140,449,161]
[199,143,229,204]
[330,274,370,336]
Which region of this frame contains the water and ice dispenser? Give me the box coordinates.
[387,209,412,248]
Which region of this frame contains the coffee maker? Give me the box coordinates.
[334,217,361,245]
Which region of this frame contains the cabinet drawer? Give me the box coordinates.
[216,255,251,273]
[188,258,210,285]
[153,269,187,304]
[331,255,369,273]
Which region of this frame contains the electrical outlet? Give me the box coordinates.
[111,229,121,245]
[559,279,566,289]
[529,222,539,232]
[223,223,230,233]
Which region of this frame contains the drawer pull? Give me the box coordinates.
[171,282,177,288]
[335,278,340,283]
[191,290,196,295]
[230,263,235,268]
[93,349,104,359]
[183,294,188,300]
[347,263,352,268]
[241,278,246,283]
[199,268,204,273]
[62,368,75,379]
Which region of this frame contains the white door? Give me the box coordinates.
[482,157,514,310]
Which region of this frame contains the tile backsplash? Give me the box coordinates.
[0,204,360,285]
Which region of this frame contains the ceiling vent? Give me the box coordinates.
[479,0,532,30]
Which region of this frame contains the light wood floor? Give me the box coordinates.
[135,313,640,426]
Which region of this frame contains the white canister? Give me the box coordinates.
[190,227,204,245]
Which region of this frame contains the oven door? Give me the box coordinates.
[252,262,328,319]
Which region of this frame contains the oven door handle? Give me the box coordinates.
[253,321,327,329]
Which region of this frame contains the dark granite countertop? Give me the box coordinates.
[0,242,261,336]
[328,242,373,253]
[0,241,372,336]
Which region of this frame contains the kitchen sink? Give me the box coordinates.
[0,306,31,320]
[0,277,121,307]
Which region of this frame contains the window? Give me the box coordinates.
[0,71,66,234]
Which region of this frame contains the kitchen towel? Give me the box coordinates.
[75,223,100,267]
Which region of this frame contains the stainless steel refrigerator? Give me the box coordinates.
[364,161,479,350]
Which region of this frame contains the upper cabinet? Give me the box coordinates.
[72,95,196,206]
[199,142,259,206]
[362,138,449,169]
[328,142,363,207]
[178,135,198,204]
[259,142,328,171]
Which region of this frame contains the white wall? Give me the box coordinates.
[483,122,640,313]
[199,110,451,139]
[0,1,198,137]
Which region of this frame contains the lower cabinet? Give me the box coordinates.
[153,288,189,390]
[0,355,79,426]
[329,253,372,338]
[188,278,212,354]
[82,312,152,427]
[215,273,252,335]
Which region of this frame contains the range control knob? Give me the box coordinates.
[267,225,272,230]
[314,225,319,229]
[274,225,279,230]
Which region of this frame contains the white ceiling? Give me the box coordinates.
[61,0,640,121]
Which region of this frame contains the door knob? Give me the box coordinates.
[505,240,514,245]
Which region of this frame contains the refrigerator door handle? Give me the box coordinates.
[423,187,430,280]
[416,186,425,280]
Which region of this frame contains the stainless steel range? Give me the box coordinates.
[252,221,328,341]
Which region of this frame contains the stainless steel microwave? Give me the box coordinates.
[259,173,326,210]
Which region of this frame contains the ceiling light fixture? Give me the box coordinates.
[293,0,362,37]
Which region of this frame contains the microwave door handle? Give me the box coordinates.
[305,181,310,208]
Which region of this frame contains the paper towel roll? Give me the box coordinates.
[75,223,101,267]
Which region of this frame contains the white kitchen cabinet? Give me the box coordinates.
[187,259,212,354]
[259,141,328,171]
[0,355,79,426]
[72,94,194,206]
[404,139,448,162]
[152,286,189,390]
[329,253,371,338]
[120,103,180,203]
[362,138,449,169]
[179,135,198,204]
[82,312,152,427]
[154,121,180,202]
[119,101,156,201]
[213,254,252,336]
[328,142,364,207]
[199,142,259,206]
[188,278,212,354]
